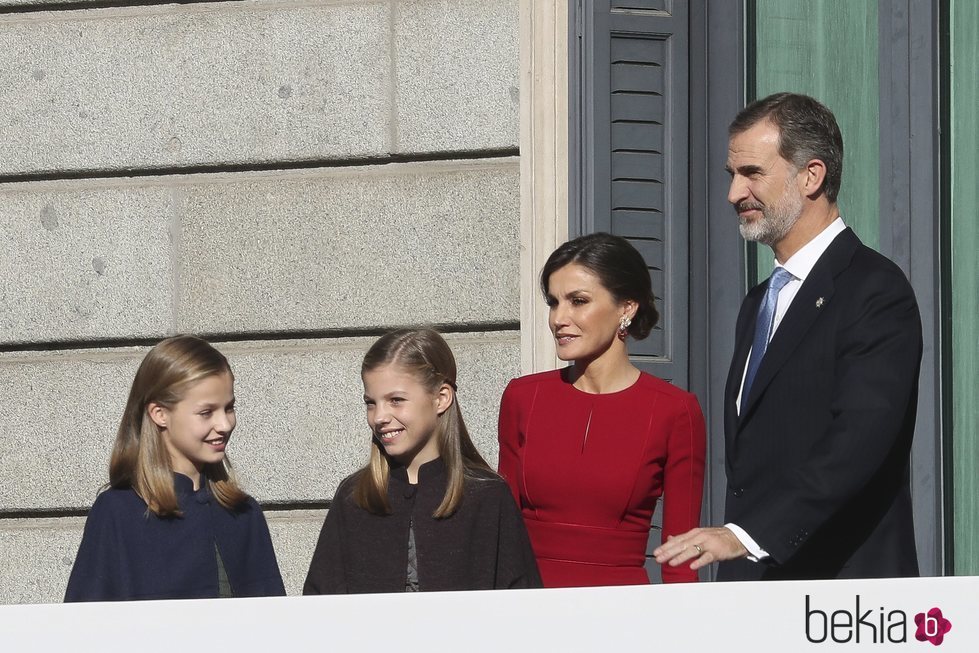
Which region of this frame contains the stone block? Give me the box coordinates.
[0,350,141,510]
[0,332,519,511]
[265,509,326,596]
[176,159,520,334]
[0,158,517,345]
[0,1,389,175]
[0,0,88,6]
[0,184,173,344]
[395,0,520,152]
[0,517,83,605]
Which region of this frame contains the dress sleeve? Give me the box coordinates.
[660,391,707,583]
[493,484,543,589]
[64,493,127,602]
[303,494,348,594]
[496,379,522,503]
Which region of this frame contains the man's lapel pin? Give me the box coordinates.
[816,297,825,308]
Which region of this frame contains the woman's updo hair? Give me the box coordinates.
[540,232,659,340]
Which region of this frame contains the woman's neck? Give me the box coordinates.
[569,351,640,394]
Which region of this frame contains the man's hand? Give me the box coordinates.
[653,527,749,570]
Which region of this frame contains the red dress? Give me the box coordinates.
[498,369,706,587]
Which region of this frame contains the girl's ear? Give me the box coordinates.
[434,383,454,416]
[147,402,168,429]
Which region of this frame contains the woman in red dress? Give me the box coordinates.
[498,232,706,587]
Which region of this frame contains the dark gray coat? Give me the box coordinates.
[303,458,542,593]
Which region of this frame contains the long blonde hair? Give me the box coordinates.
[353,329,493,518]
[109,335,246,517]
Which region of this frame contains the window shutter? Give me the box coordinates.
[574,0,689,386]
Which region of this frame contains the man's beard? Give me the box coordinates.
[737,182,803,247]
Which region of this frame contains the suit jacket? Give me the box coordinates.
[718,228,922,581]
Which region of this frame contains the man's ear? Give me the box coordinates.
[147,402,168,429]
[800,158,828,199]
[435,384,454,416]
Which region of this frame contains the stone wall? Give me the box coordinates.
[0,0,520,602]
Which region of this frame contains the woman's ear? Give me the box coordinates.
[435,384,454,416]
[622,299,638,322]
[147,402,168,429]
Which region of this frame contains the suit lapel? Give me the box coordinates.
[726,285,764,449]
[737,228,861,425]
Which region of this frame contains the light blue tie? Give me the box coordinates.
[742,267,795,403]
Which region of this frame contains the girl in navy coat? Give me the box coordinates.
[65,335,285,601]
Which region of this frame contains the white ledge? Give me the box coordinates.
[1,576,974,651]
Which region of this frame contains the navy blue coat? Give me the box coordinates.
[720,229,921,580]
[65,473,285,601]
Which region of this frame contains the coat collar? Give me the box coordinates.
[173,471,210,504]
[389,457,447,485]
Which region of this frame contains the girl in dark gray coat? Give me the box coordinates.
[303,329,540,594]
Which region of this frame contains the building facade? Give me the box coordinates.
[1,0,974,604]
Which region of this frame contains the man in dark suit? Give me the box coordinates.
[654,93,921,580]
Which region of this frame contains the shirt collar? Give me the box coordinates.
[777,216,847,281]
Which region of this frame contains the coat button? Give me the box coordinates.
[733,488,744,498]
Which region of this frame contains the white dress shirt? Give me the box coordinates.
[727,217,847,561]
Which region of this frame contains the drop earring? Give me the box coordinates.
[617,316,632,339]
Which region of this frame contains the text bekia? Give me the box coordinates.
[805,595,907,644]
